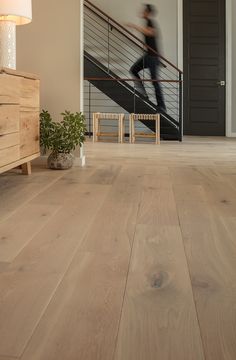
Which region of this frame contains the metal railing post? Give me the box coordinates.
[179,72,183,142]
[89,82,92,138]
[108,18,110,73]
[133,86,136,114]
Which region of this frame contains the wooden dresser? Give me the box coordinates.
[0,68,40,175]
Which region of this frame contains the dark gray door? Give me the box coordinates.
[183,0,226,135]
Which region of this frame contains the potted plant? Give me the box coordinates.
[40,110,86,170]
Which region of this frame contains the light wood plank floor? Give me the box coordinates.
[0,137,236,360]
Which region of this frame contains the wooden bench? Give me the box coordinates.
[93,112,125,143]
[129,113,160,145]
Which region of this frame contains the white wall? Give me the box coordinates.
[17,0,83,119]
[232,1,236,133]
[91,0,178,65]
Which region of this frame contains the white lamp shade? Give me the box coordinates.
[0,0,32,25]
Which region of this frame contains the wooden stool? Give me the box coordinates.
[129,113,160,145]
[93,112,125,143]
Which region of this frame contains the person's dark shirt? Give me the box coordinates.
[145,18,158,56]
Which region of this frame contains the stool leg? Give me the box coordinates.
[97,119,101,141]
[157,115,160,145]
[119,116,122,143]
[95,116,99,142]
[132,118,135,144]
[93,113,96,142]
[129,115,132,143]
[120,115,124,143]
[129,115,133,144]
[155,118,158,145]
[121,114,125,144]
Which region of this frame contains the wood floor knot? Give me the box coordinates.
[1,236,7,242]
[150,271,168,289]
[220,199,230,204]
[192,277,210,290]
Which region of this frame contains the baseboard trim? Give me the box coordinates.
[228,132,236,138]
[74,155,86,167]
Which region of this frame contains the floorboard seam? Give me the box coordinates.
[172,184,207,360]
[111,195,142,360]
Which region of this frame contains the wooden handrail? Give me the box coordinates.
[84,0,183,74]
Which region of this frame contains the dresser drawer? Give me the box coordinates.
[20,111,40,158]
[0,74,20,104]
[0,145,20,167]
[0,132,20,150]
[20,78,40,110]
[0,105,20,135]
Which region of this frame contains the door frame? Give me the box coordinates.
[178,0,233,137]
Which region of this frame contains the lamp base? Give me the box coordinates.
[0,21,16,69]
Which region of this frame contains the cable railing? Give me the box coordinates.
[84,0,183,141]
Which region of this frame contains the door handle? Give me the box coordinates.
[217,81,226,86]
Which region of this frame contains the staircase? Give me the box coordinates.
[84,0,183,140]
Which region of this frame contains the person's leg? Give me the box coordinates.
[130,55,148,97]
[148,57,166,110]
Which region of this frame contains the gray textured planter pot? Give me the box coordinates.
[47,152,74,170]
